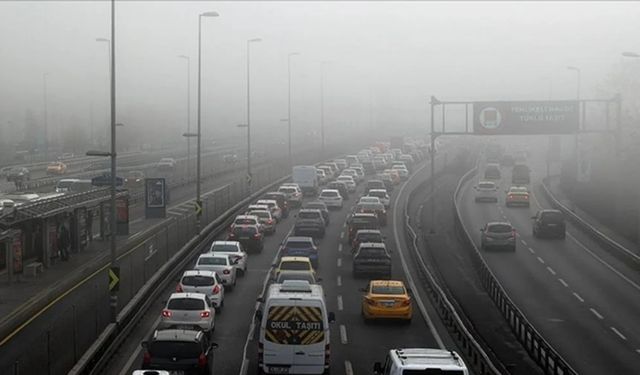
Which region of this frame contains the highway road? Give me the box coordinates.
[105,157,457,375]
[457,152,640,374]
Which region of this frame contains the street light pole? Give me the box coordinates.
[96,37,111,147]
[108,0,118,323]
[196,11,219,233]
[42,73,49,160]
[178,55,191,179]
[287,52,300,167]
[320,61,329,158]
[247,38,262,192]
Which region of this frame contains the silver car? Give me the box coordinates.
[480,222,516,251]
[159,293,215,333]
[474,180,498,203]
[337,175,357,192]
[367,189,391,208]
[195,253,238,290]
[176,270,225,311]
[248,209,276,234]
[318,189,343,209]
[209,240,248,276]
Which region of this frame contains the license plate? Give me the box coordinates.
[382,301,395,307]
[176,324,194,329]
[269,366,290,374]
[169,371,185,375]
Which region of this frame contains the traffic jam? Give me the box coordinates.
[135,139,470,375]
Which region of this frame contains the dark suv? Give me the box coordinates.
[532,209,566,239]
[227,225,264,253]
[294,209,326,238]
[141,329,218,375]
[280,236,319,267]
[353,242,392,278]
[347,213,380,243]
[303,201,330,225]
[327,181,349,200]
[351,229,384,253]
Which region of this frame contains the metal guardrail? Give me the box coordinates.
[540,179,640,270]
[403,170,503,375]
[453,167,578,375]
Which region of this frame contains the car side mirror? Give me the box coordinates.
[256,296,264,303]
[209,342,219,350]
[140,341,148,349]
[373,362,383,374]
[328,312,336,323]
[407,287,413,295]
[480,228,484,232]
[255,309,263,321]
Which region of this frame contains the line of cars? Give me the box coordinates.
[475,152,566,252]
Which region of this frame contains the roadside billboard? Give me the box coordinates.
[145,178,166,219]
[473,101,579,135]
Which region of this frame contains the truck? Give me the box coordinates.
[292,165,319,196]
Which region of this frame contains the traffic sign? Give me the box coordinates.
[246,174,252,184]
[108,266,120,291]
[194,200,203,216]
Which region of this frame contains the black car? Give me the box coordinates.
[484,164,501,180]
[532,209,566,239]
[141,329,217,375]
[227,225,264,253]
[294,209,326,238]
[327,181,349,200]
[303,201,330,225]
[347,213,380,243]
[353,242,392,278]
[262,191,289,218]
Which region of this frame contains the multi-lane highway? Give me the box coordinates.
[457,150,640,374]
[100,155,462,375]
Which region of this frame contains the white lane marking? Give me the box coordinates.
[537,257,545,264]
[528,247,535,254]
[340,324,348,344]
[611,327,627,341]
[343,223,347,228]
[337,258,342,268]
[340,232,345,239]
[345,361,354,375]
[546,266,556,275]
[118,315,162,375]
[337,275,342,286]
[521,240,528,246]
[337,295,344,311]
[558,278,569,287]
[589,308,604,320]
[338,244,343,252]
[573,292,585,303]
[566,232,640,293]
[391,160,446,349]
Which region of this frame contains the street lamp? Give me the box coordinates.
[196,10,219,232]
[320,61,330,158]
[42,73,49,160]
[96,37,112,148]
[178,55,192,179]
[287,52,300,167]
[246,38,262,192]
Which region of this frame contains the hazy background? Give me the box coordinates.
[0,1,639,152]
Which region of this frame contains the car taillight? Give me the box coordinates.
[401,299,411,306]
[142,351,151,365]
[508,194,513,199]
[212,285,221,294]
[512,230,517,238]
[258,342,264,365]
[198,353,207,368]
[366,298,376,306]
[267,219,273,224]
[253,233,261,239]
[228,233,236,239]
[524,195,529,200]
[161,309,172,318]
[223,269,231,275]
[176,284,183,292]
[325,343,331,366]
[201,310,211,318]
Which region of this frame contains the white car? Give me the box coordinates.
[341,168,362,183]
[248,209,276,234]
[337,175,357,192]
[195,253,238,290]
[318,189,343,209]
[278,185,303,208]
[359,196,381,205]
[209,240,248,276]
[256,199,282,221]
[159,293,215,333]
[176,270,225,311]
[391,165,409,179]
[157,157,176,170]
[474,180,498,202]
[367,189,391,208]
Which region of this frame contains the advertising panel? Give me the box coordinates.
[473,101,579,135]
[116,197,129,235]
[145,178,167,219]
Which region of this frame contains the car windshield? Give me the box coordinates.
[488,224,512,233]
[279,187,296,194]
[305,203,325,210]
[359,233,382,242]
[181,275,215,286]
[198,257,228,265]
[298,211,320,219]
[56,180,75,189]
[286,240,313,249]
[149,341,201,358]
[211,244,238,252]
[235,218,256,225]
[352,217,376,225]
[371,285,405,295]
[167,298,205,310]
[478,182,495,189]
[369,191,386,198]
[280,261,310,271]
[510,187,528,193]
[233,226,257,235]
[277,273,314,283]
[249,210,270,219]
[321,191,338,197]
[358,203,383,211]
[358,248,388,258]
[541,212,564,222]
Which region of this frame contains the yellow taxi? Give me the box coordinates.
[273,256,316,280]
[505,186,530,207]
[46,161,67,175]
[361,280,412,323]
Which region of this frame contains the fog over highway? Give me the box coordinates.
[0,2,639,375]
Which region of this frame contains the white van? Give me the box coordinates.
[374,348,469,375]
[257,280,335,374]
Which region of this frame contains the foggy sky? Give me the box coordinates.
[0,1,638,148]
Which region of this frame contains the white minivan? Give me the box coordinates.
[257,280,335,375]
